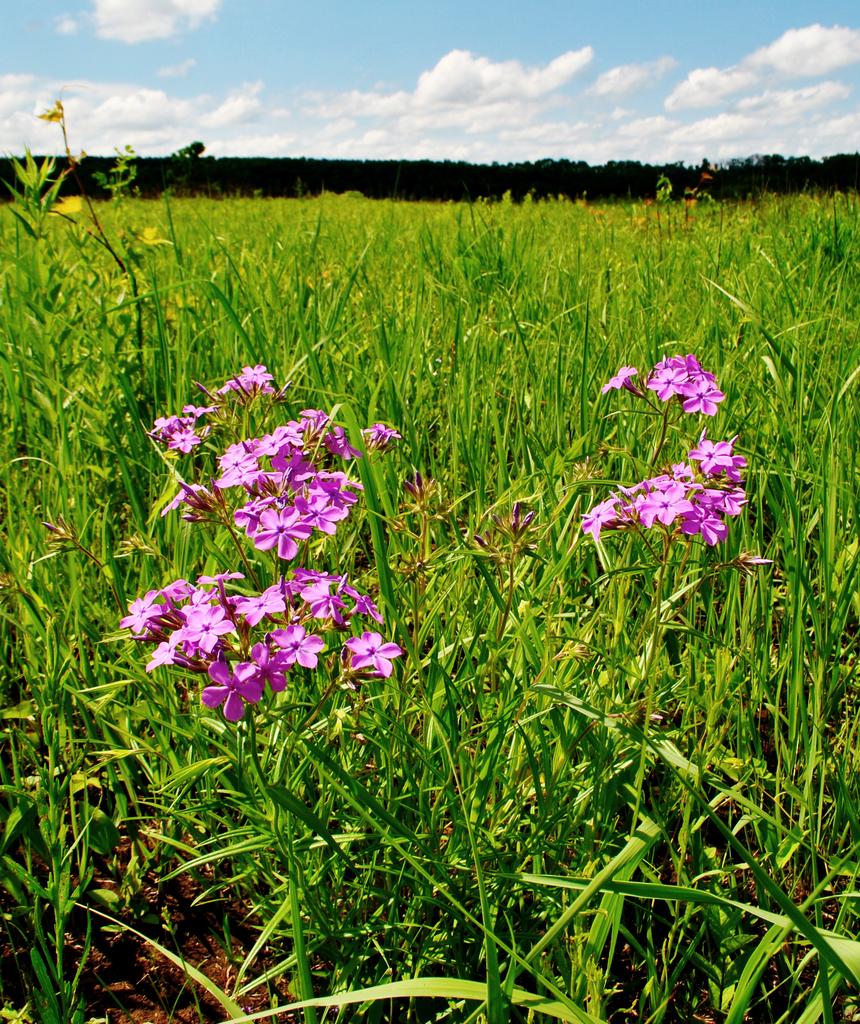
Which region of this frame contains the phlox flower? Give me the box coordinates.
[647,365,690,402]
[294,495,350,535]
[581,497,623,542]
[270,625,325,668]
[167,427,204,454]
[637,483,695,529]
[343,632,403,677]
[311,472,362,510]
[197,571,245,585]
[160,578,194,602]
[121,590,164,633]
[300,409,330,432]
[217,445,261,488]
[146,641,178,672]
[688,433,747,480]
[602,366,640,395]
[253,507,313,561]
[173,604,236,654]
[362,423,402,452]
[217,365,275,396]
[201,661,264,721]
[323,427,363,460]
[234,584,287,626]
[343,586,383,624]
[698,487,747,517]
[235,643,292,693]
[680,378,725,416]
[270,449,317,484]
[300,581,347,624]
[680,507,729,546]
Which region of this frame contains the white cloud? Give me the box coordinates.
[306,47,593,123]
[746,24,860,77]
[665,24,860,114]
[83,88,197,131]
[199,80,263,128]
[736,82,851,119]
[158,58,197,78]
[55,15,79,35]
[665,66,759,111]
[587,57,677,98]
[412,47,594,105]
[208,130,296,157]
[91,0,220,43]
[617,115,680,139]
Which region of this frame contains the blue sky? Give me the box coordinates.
[2,0,860,164]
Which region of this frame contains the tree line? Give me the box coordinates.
[3,147,860,202]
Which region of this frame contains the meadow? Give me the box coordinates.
[1,173,859,1024]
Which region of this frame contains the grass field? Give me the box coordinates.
[1,178,860,1024]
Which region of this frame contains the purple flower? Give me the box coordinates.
[679,354,717,383]
[698,486,747,517]
[236,643,292,693]
[601,366,640,395]
[638,483,696,529]
[688,433,747,480]
[680,378,725,416]
[201,661,264,721]
[174,604,237,654]
[197,571,245,586]
[343,586,384,624]
[167,427,204,454]
[300,581,347,624]
[294,495,350,535]
[647,365,690,402]
[343,632,403,677]
[217,445,261,488]
[253,507,313,561]
[160,578,193,602]
[680,507,728,546]
[217,364,275,396]
[270,625,325,668]
[270,449,317,485]
[323,427,363,460]
[146,641,178,672]
[234,584,287,626]
[582,497,622,542]
[121,590,164,633]
[362,423,402,452]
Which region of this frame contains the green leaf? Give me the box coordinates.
[218,978,597,1023]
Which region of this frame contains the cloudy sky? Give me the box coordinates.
[2,0,860,165]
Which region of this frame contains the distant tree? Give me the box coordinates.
[169,141,208,192]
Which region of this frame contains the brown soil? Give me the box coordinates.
[0,852,300,1024]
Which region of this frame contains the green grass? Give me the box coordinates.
[1,185,860,1023]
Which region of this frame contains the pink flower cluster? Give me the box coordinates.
[121,570,401,720]
[149,405,215,454]
[362,423,403,453]
[217,364,277,397]
[127,365,405,722]
[161,412,373,562]
[602,354,725,416]
[148,365,290,455]
[582,431,748,546]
